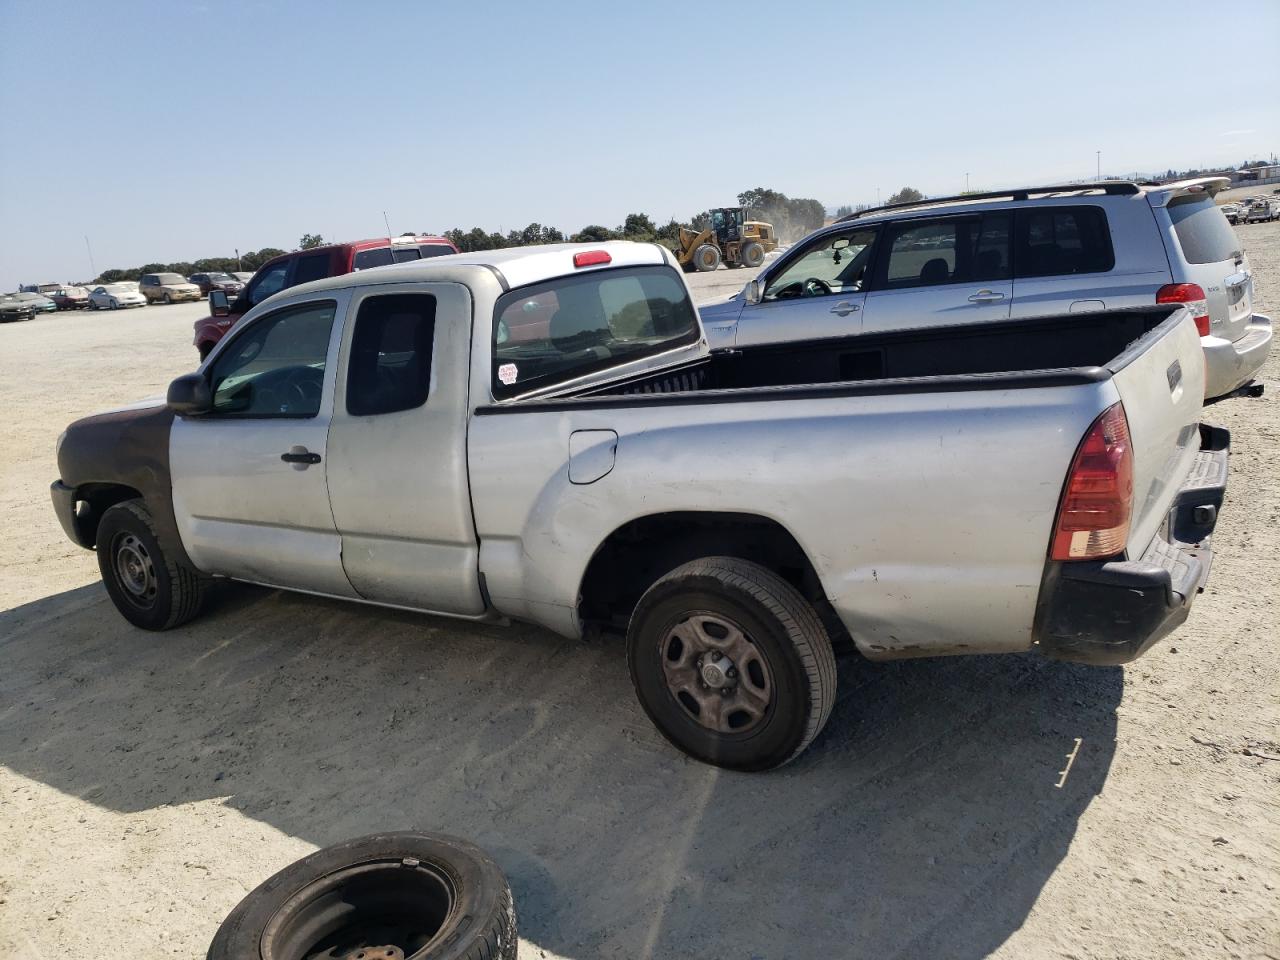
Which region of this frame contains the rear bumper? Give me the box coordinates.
[1202,314,1272,399]
[1033,424,1229,666]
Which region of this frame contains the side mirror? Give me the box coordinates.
[745,280,763,304]
[167,373,213,416]
[210,290,231,316]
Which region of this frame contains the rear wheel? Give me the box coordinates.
[627,557,837,771]
[740,241,766,268]
[96,500,207,630]
[198,341,213,361]
[693,243,721,272]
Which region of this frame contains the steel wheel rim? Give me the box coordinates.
[114,533,157,608]
[260,858,455,960]
[659,611,773,734]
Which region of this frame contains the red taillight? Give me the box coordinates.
[1050,402,1133,561]
[1156,282,1210,336]
[573,250,612,268]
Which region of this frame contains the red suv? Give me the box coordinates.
[193,234,458,358]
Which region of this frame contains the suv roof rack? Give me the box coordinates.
[835,181,1142,222]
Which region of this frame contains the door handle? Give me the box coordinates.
[829,301,861,316]
[281,448,321,465]
[968,290,1005,303]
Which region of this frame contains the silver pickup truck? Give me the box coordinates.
[51,241,1229,770]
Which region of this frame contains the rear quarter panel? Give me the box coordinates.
[469,384,1114,656]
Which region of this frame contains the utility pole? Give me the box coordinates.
[84,235,96,280]
[965,172,970,193]
[1096,150,1101,181]
[235,248,241,271]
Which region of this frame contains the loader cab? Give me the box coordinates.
[711,207,745,243]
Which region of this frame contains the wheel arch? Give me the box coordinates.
[577,510,846,642]
[67,482,145,548]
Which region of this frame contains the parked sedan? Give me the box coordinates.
[0,293,36,322]
[188,271,245,298]
[87,284,148,310]
[139,272,202,304]
[49,286,90,310]
[13,291,58,314]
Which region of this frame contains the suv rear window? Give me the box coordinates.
[1168,196,1240,265]
[492,265,699,399]
[1014,206,1113,277]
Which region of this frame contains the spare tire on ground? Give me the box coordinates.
[207,832,516,960]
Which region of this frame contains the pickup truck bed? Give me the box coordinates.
[52,242,1227,770]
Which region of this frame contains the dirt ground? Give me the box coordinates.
[1,234,1278,960]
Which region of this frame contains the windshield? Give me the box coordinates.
[157,273,187,284]
[208,273,233,282]
[1168,196,1240,265]
[492,265,699,399]
[103,284,131,293]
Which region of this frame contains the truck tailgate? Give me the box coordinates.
[1108,307,1206,557]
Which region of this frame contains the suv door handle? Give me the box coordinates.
[829,301,861,316]
[281,448,322,466]
[968,290,1005,303]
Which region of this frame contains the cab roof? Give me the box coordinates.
[286,240,672,297]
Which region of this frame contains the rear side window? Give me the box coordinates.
[346,294,436,416]
[353,247,393,270]
[1014,206,1114,277]
[420,244,454,259]
[492,265,699,399]
[1167,196,1240,265]
[292,252,330,286]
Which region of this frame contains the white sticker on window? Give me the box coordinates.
[498,363,519,386]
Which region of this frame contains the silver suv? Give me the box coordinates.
[700,178,1270,400]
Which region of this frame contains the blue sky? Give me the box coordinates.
[1,0,1276,289]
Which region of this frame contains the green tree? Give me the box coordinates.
[299,233,325,250]
[622,213,657,239]
[886,187,924,206]
[571,224,614,242]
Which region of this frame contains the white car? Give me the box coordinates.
[87,283,148,310]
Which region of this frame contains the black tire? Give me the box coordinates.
[740,241,765,269]
[207,832,516,960]
[627,557,836,771]
[198,341,213,361]
[693,243,721,272]
[165,292,173,304]
[96,500,207,630]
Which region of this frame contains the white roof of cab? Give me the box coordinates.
[370,240,669,291]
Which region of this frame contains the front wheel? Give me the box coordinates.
[164,292,173,304]
[693,243,722,272]
[627,557,837,771]
[96,500,207,630]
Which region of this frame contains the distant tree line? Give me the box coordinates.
[90,186,831,280]
[94,247,287,284]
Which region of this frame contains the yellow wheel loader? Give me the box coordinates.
[675,207,778,273]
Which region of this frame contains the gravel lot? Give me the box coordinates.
[1,233,1277,959]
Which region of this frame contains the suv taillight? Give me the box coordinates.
[1156,283,1210,336]
[1050,403,1133,561]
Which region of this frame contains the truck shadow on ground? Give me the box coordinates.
[0,582,1122,959]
